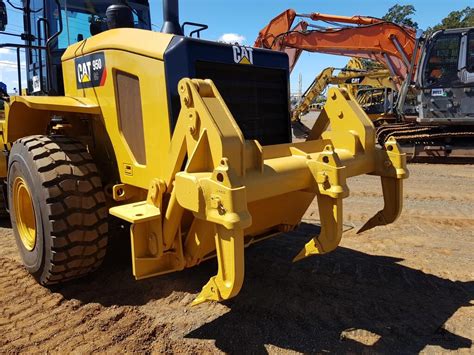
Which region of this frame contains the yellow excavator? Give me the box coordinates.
[0,0,407,304]
[292,58,395,122]
[291,58,396,138]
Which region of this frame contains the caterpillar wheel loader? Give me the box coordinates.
[0,0,407,304]
[256,9,474,162]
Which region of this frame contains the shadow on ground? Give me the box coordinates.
[56,223,473,353]
[0,217,12,228]
[55,221,213,306]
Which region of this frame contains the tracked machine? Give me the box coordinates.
[256,9,474,162]
[291,60,394,138]
[292,58,395,122]
[0,0,407,304]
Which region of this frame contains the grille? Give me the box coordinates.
[195,61,291,146]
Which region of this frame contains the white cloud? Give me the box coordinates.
[0,48,12,55]
[0,60,27,93]
[218,33,246,45]
[0,60,25,70]
[0,60,19,70]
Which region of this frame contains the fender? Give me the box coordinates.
[3,95,100,142]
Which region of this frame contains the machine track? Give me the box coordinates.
[376,123,474,162]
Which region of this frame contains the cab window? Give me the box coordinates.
[53,0,151,49]
[467,31,474,72]
[424,33,461,87]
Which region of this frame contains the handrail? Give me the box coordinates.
[0,43,46,95]
[44,0,63,95]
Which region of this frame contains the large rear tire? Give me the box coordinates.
[8,135,108,285]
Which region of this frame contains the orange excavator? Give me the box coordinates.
[255,9,474,162]
[254,9,417,82]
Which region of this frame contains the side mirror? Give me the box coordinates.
[0,0,7,31]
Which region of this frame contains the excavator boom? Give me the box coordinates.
[255,9,417,80]
[257,9,474,163]
[292,61,393,122]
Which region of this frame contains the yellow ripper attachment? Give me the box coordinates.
[111,79,408,305]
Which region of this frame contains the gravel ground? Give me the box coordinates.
[1,127,473,353]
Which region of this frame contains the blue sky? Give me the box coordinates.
[0,0,472,93]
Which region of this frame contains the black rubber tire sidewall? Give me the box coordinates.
[8,143,46,276]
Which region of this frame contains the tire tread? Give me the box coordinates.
[14,135,108,285]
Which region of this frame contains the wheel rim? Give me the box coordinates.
[13,176,36,251]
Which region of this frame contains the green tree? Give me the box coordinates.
[382,4,418,29]
[427,7,474,33]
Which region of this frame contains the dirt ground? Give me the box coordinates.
[1,160,473,352]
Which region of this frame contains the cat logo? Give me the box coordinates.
[78,66,91,83]
[232,45,254,65]
[75,52,107,89]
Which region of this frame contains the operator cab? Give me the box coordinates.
[20,0,151,95]
[2,0,292,145]
[418,28,474,124]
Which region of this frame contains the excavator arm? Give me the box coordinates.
[254,9,418,81]
[292,67,336,122]
[292,61,393,122]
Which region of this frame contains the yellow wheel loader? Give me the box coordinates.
[0,0,407,304]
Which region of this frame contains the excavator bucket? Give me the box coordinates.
[111,79,408,305]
